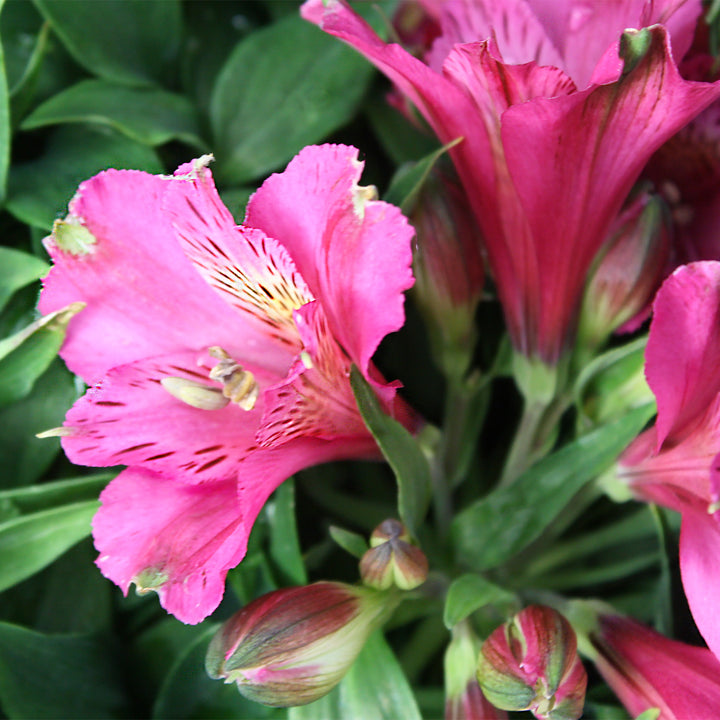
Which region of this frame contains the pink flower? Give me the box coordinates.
[590,613,720,719]
[616,261,720,661]
[302,0,720,364]
[38,145,416,624]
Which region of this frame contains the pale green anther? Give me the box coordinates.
[709,501,720,515]
[53,218,97,256]
[161,376,230,410]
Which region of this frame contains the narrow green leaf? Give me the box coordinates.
[0,472,112,519]
[350,366,432,538]
[22,79,206,149]
[635,709,661,720]
[0,246,49,313]
[0,499,99,592]
[0,0,10,205]
[6,124,162,230]
[0,302,82,406]
[443,574,514,629]
[33,0,181,87]
[268,479,307,586]
[210,13,375,183]
[650,505,675,636]
[329,525,369,559]
[451,404,655,570]
[0,623,130,719]
[384,137,463,213]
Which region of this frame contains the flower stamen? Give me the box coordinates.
[209,347,260,411]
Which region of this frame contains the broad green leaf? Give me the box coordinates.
[0,623,130,718]
[22,79,206,149]
[290,631,422,720]
[0,0,9,204]
[329,525,368,559]
[0,499,98,592]
[384,138,463,213]
[210,13,375,184]
[350,366,432,539]
[0,472,112,520]
[451,404,655,570]
[33,0,181,87]
[443,574,514,629]
[268,479,307,586]
[6,124,162,230]
[0,359,79,487]
[339,631,422,720]
[0,302,82,406]
[0,246,49,313]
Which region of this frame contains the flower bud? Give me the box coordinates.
[360,519,429,591]
[410,171,485,379]
[206,581,398,707]
[578,192,670,354]
[445,622,508,720]
[477,606,587,720]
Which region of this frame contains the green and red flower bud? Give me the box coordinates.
[578,192,670,354]
[409,171,485,379]
[445,622,508,720]
[206,581,398,707]
[360,519,429,591]
[476,605,587,720]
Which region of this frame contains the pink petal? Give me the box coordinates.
[93,468,250,624]
[163,163,313,367]
[257,302,369,449]
[425,0,564,71]
[245,144,415,377]
[39,169,273,385]
[61,352,270,482]
[500,27,720,361]
[646,262,720,447]
[680,509,720,662]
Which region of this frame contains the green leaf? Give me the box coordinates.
[384,137,463,213]
[6,124,162,230]
[0,472,112,520]
[0,0,10,205]
[350,366,432,539]
[451,404,655,570]
[0,246,49,313]
[290,631,422,720]
[443,574,514,629]
[0,623,130,718]
[268,479,307,586]
[329,525,368,559]
[210,13,375,184]
[0,499,98,592]
[32,0,182,87]
[21,78,206,149]
[635,710,661,720]
[0,359,79,487]
[0,302,82,406]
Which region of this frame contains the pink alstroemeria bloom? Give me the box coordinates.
[38,145,416,624]
[591,614,720,719]
[302,0,720,365]
[617,261,720,662]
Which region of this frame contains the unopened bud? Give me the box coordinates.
[206,581,398,707]
[410,171,484,379]
[579,193,669,354]
[477,606,587,720]
[360,519,428,591]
